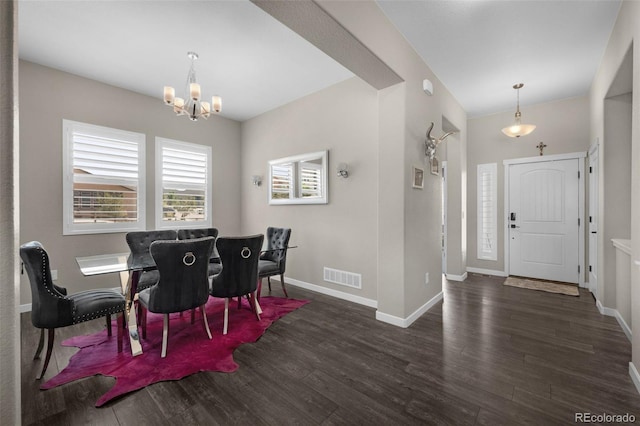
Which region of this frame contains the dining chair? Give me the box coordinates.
[258,227,292,298]
[125,230,178,292]
[177,228,221,276]
[137,236,215,358]
[210,234,264,334]
[20,241,126,379]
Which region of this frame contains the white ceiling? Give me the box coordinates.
[376,0,622,117]
[19,0,622,121]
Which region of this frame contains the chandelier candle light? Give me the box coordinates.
[501,83,536,138]
[163,52,221,121]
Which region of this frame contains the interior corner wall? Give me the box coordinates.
[589,0,640,381]
[600,95,632,307]
[18,61,242,305]
[467,96,590,274]
[240,77,380,302]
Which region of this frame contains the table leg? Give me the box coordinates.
[120,270,143,356]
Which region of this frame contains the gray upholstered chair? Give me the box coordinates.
[210,234,264,334]
[125,230,178,292]
[20,241,126,379]
[258,227,292,298]
[177,228,221,276]
[137,237,215,358]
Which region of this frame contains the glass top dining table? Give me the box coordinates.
[74,245,285,356]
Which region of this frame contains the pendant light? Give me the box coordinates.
[501,83,536,138]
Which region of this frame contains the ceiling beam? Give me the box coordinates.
[251,0,403,90]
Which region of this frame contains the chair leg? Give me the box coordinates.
[247,292,261,321]
[106,313,112,337]
[267,276,272,292]
[223,298,229,335]
[257,278,263,302]
[161,314,169,358]
[117,312,124,353]
[280,274,289,298]
[201,305,212,339]
[141,305,147,339]
[37,329,55,380]
[34,328,45,360]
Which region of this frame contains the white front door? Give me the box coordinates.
[508,159,580,283]
[588,147,599,294]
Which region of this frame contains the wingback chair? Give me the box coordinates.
[20,241,126,379]
[137,237,215,358]
[258,227,292,298]
[210,234,264,334]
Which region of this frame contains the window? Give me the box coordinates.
[271,163,294,200]
[155,137,212,229]
[63,120,146,235]
[477,163,497,261]
[299,160,322,198]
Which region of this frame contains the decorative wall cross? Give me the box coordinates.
[536,142,547,156]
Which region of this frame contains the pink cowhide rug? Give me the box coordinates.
[41,296,308,407]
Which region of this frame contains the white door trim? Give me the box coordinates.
[503,151,586,287]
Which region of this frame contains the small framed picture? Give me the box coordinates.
[430,157,439,176]
[412,166,424,189]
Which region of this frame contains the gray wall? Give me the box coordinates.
[467,96,591,274]
[241,77,380,301]
[19,61,242,305]
[0,1,20,422]
[589,0,640,371]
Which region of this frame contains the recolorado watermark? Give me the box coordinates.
[575,412,636,423]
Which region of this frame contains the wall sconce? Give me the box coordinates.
[337,163,349,178]
[252,175,262,186]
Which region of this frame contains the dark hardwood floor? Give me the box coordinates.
[21,274,640,425]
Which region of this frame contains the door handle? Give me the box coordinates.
[510,224,520,229]
[591,231,597,234]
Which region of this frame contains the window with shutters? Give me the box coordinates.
[477,163,497,261]
[62,120,146,235]
[299,160,322,199]
[155,137,212,229]
[271,163,294,200]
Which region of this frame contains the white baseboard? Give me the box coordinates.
[466,267,507,277]
[630,363,640,396]
[376,291,443,328]
[20,303,31,313]
[595,298,617,317]
[280,277,377,308]
[614,310,632,342]
[445,272,467,282]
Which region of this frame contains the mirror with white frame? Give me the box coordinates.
[269,150,328,205]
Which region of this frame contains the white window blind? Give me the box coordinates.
[155,138,212,229]
[63,120,146,235]
[271,163,293,200]
[477,163,498,261]
[299,162,322,198]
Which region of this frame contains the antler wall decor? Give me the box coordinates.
[424,122,457,159]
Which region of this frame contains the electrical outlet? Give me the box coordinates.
[425,273,429,285]
[51,269,58,281]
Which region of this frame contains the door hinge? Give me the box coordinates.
[578,171,580,179]
[589,166,593,173]
[589,265,592,272]
[578,218,581,226]
[589,216,592,223]
[578,265,581,273]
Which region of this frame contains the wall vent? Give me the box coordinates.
[323,267,362,289]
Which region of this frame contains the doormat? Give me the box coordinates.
[503,276,579,296]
